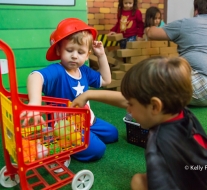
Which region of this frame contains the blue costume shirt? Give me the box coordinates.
[33,63,118,162]
[36,63,101,101]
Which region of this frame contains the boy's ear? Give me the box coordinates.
[194,9,198,16]
[56,45,60,56]
[86,50,92,60]
[88,50,92,56]
[150,97,162,114]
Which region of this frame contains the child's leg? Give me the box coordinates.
[72,118,118,162]
[131,173,147,190]
[189,69,207,106]
[90,118,118,143]
[119,38,127,63]
[72,130,106,161]
[119,38,127,49]
[127,35,136,42]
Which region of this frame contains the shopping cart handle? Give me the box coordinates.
[0,40,19,101]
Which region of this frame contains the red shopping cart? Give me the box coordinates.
[0,40,94,190]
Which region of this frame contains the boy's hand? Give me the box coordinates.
[70,93,88,108]
[108,32,116,35]
[136,37,144,41]
[20,110,45,126]
[92,41,105,57]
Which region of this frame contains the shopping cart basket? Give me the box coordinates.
[0,40,94,190]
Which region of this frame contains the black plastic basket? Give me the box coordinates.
[123,117,149,148]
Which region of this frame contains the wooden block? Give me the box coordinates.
[168,53,179,57]
[107,56,117,65]
[159,53,168,57]
[112,71,126,80]
[129,56,149,64]
[107,33,123,41]
[110,66,120,71]
[89,54,99,70]
[89,54,98,63]
[105,49,116,57]
[150,41,168,48]
[116,86,121,91]
[160,47,177,54]
[116,49,142,57]
[169,41,178,47]
[126,57,131,63]
[120,63,134,71]
[126,41,151,49]
[106,46,120,52]
[103,79,122,88]
[141,48,160,55]
[150,54,162,57]
[109,60,124,71]
[104,48,110,55]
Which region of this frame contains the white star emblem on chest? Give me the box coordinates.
[72,81,85,97]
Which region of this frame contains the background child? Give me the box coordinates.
[144,6,165,40]
[146,0,207,106]
[24,18,118,163]
[108,0,144,49]
[144,6,165,28]
[71,56,207,190]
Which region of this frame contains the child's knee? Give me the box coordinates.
[102,126,118,143]
[91,142,106,160]
[72,140,106,162]
[109,127,118,142]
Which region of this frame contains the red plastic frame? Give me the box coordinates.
[0,40,91,189]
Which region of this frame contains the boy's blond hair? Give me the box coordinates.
[63,31,93,51]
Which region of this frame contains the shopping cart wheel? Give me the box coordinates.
[0,164,20,188]
[71,170,94,190]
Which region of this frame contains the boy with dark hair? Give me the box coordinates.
[71,56,207,190]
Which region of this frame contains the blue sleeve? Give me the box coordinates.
[34,63,63,95]
[80,65,101,88]
[162,19,183,41]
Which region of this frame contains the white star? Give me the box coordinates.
[72,81,85,97]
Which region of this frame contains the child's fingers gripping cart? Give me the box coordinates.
[0,40,94,190]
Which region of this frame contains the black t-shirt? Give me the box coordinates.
[146,108,207,190]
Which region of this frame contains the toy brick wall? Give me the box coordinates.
[104,41,178,90]
[87,0,165,34]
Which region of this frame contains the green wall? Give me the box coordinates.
[0,1,87,93]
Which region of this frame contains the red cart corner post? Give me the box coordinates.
[0,40,94,190]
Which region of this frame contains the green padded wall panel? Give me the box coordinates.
[0,1,88,91]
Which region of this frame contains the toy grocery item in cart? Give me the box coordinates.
[0,39,94,189]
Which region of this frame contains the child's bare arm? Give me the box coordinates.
[21,72,45,126]
[92,41,111,86]
[71,90,128,109]
[146,26,170,40]
[108,31,116,35]
[27,72,43,106]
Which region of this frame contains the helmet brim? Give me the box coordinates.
[46,25,97,61]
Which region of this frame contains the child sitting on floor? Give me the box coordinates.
[71,56,207,190]
[23,18,118,164]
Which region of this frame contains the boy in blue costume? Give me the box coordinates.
[25,18,118,162]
